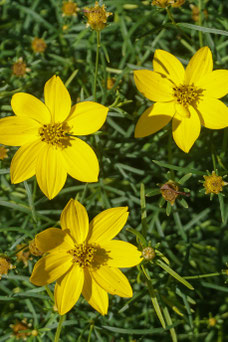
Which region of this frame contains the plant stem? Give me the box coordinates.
[54,314,66,342]
[184,271,226,280]
[198,0,203,47]
[93,30,101,101]
[45,285,55,302]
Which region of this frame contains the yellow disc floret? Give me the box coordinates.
[203,171,226,195]
[68,243,109,269]
[39,122,72,148]
[84,1,112,31]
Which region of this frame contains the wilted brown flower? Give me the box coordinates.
[32,37,47,53]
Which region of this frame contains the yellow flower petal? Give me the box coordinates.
[55,265,84,315]
[87,207,129,244]
[153,49,185,85]
[172,106,201,153]
[35,228,74,253]
[30,252,72,286]
[197,97,228,129]
[102,240,142,268]
[67,102,109,135]
[60,199,89,244]
[197,70,228,99]
[44,75,71,122]
[36,144,67,199]
[82,269,108,315]
[92,266,133,297]
[10,140,44,184]
[61,138,99,183]
[185,46,213,84]
[11,93,51,124]
[174,103,190,118]
[134,70,173,102]
[134,102,175,138]
[0,116,39,146]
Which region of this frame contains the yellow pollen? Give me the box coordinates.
[173,84,203,107]
[68,243,109,268]
[39,122,72,148]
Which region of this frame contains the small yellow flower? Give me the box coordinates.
[142,247,156,260]
[0,256,14,279]
[29,239,43,256]
[106,77,115,90]
[32,37,47,53]
[134,47,228,153]
[160,180,179,205]
[0,75,109,199]
[152,0,184,8]
[0,145,9,160]
[62,0,79,16]
[208,317,217,327]
[30,199,142,315]
[203,171,227,195]
[12,58,27,77]
[84,1,112,31]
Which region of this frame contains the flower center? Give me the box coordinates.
[68,243,109,269]
[173,84,203,107]
[203,173,224,194]
[39,122,72,148]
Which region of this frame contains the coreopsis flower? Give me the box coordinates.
[134,47,228,153]
[84,1,112,31]
[31,37,47,53]
[30,199,142,315]
[203,171,227,195]
[0,146,9,160]
[0,75,109,199]
[62,1,79,16]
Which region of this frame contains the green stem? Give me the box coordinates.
[93,30,101,101]
[54,314,66,342]
[184,271,227,280]
[166,7,176,26]
[198,0,203,47]
[87,321,94,342]
[45,285,55,302]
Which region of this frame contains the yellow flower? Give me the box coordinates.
[62,1,79,16]
[0,76,109,199]
[134,47,228,153]
[31,37,47,53]
[152,0,184,8]
[30,199,142,315]
[84,1,112,31]
[203,171,227,195]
